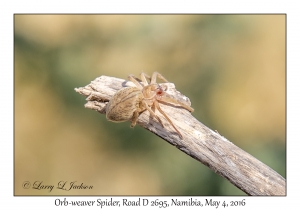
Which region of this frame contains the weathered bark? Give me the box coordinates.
[75,75,286,196]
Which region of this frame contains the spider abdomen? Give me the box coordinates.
[106,87,143,122]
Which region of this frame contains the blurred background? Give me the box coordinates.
[14,15,285,195]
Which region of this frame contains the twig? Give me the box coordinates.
[75,75,286,195]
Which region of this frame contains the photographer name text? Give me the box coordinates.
[22,181,93,192]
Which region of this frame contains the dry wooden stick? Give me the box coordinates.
[75,75,286,196]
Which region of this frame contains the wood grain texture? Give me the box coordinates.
[75,75,286,196]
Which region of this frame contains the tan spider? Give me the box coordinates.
[106,72,194,138]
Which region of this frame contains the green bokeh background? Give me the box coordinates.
[14,14,285,195]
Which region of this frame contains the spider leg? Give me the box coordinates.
[130,110,139,127]
[150,103,162,125]
[140,73,151,86]
[128,75,144,89]
[141,100,165,128]
[159,94,194,112]
[150,72,169,84]
[154,101,183,139]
